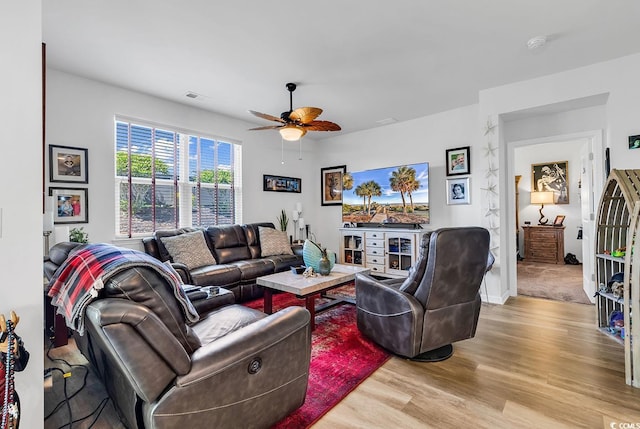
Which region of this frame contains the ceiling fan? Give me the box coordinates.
[248,83,341,141]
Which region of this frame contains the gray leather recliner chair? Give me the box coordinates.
[355,227,490,361]
[46,243,311,429]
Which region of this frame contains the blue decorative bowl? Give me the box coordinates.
[302,240,335,273]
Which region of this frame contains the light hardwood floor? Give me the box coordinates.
[45,296,640,428]
[314,297,640,429]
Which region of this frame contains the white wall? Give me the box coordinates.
[0,1,44,428]
[46,70,321,247]
[314,104,481,253]
[514,140,584,259]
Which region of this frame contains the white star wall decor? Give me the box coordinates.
[484,118,496,136]
[482,115,500,268]
[485,162,498,178]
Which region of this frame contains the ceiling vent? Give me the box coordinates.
[376,117,398,125]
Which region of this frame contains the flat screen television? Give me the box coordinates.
[342,162,429,226]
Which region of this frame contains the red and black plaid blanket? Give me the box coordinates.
[48,243,199,335]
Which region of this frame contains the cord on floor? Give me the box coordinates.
[44,341,112,428]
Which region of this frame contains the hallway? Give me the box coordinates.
[517,260,592,305]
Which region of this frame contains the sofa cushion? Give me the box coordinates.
[229,259,275,281]
[259,226,294,257]
[189,264,242,287]
[205,225,252,263]
[160,230,217,270]
[243,222,277,259]
[191,305,267,344]
[262,254,303,272]
[153,227,200,262]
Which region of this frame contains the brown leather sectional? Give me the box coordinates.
[143,222,303,302]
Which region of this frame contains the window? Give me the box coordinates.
[115,118,242,237]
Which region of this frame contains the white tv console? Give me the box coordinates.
[338,227,427,278]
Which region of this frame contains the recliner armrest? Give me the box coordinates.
[355,273,423,317]
[181,306,310,385]
[170,262,192,283]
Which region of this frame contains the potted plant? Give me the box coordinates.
[277,209,289,232]
[69,227,89,243]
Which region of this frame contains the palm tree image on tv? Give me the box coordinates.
[342,162,429,224]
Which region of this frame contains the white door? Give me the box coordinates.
[580,143,596,302]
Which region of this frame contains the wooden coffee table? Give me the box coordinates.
[257,264,370,330]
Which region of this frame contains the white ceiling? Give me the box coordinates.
[42,1,640,139]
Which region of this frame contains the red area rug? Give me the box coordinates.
[244,285,390,428]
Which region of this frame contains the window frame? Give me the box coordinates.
[115,117,242,238]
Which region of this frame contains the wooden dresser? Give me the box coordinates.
[522,225,565,264]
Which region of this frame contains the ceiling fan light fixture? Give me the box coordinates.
[279,124,306,141]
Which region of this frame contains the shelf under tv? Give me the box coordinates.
[356,222,424,230]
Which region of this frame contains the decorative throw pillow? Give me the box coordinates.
[159,230,217,270]
[259,226,293,257]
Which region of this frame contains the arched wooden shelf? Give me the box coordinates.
[595,169,640,387]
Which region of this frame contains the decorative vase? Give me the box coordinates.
[302,240,335,274]
[318,253,331,276]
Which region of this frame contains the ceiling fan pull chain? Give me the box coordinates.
[281,137,285,164]
[299,137,302,160]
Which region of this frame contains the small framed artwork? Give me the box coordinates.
[531,161,569,204]
[321,165,346,206]
[629,135,640,150]
[553,215,566,226]
[445,146,470,176]
[446,177,470,205]
[263,174,301,193]
[49,187,89,224]
[49,144,88,183]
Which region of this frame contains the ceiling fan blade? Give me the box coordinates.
[248,125,284,131]
[289,107,322,124]
[302,120,342,132]
[248,110,285,123]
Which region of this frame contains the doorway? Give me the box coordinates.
[506,131,603,304]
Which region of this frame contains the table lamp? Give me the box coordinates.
[530,191,555,225]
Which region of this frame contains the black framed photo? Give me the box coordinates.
[531,160,569,204]
[49,187,89,224]
[321,165,346,206]
[49,144,88,183]
[629,135,640,150]
[445,146,470,176]
[446,177,470,205]
[554,215,566,226]
[263,174,301,193]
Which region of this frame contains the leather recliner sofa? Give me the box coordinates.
[45,243,311,429]
[143,222,303,302]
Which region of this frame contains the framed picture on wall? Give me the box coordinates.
[320,165,346,206]
[49,144,88,183]
[263,174,301,193]
[49,187,89,224]
[531,161,569,204]
[445,146,470,176]
[446,177,470,205]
